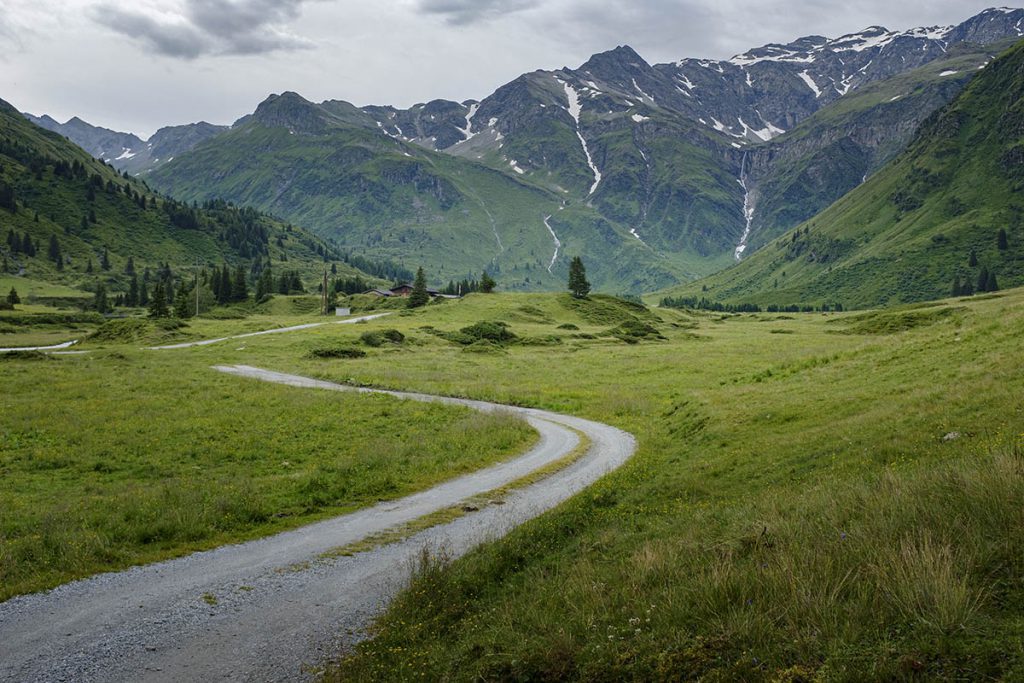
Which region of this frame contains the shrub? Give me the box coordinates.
[309,345,366,359]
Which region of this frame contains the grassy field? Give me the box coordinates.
[2,288,1022,678]
[0,318,537,600]
[211,289,1023,682]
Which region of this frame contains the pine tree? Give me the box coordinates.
[977,267,990,293]
[480,271,496,294]
[100,247,111,271]
[408,267,430,308]
[969,250,978,267]
[951,275,962,297]
[219,266,232,304]
[568,256,590,298]
[7,287,19,305]
[48,234,61,262]
[998,228,1009,250]
[127,274,139,307]
[174,282,193,318]
[139,281,149,306]
[93,283,109,314]
[231,265,248,302]
[86,258,93,274]
[987,270,999,292]
[148,282,169,318]
[125,256,135,275]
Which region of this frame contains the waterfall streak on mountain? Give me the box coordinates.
[735,153,755,260]
[543,215,561,273]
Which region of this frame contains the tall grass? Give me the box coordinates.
[331,447,1024,681]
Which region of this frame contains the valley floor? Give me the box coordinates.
[2,289,1023,680]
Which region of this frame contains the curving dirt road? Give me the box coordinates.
[0,365,636,682]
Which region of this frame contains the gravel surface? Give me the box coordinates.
[0,365,636,682]
[0,339,78,352]
[146,313,392,350]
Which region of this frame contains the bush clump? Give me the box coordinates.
[360,329,406,347]
[608,319,666,344]
[446,321,517,346]
[309,345,367,359]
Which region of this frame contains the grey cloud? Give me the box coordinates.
[90,0,315,59]
[416,0,539,25]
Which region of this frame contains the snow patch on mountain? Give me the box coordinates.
[458,103,480,141]
[797,70,823,97]
[559,79,602,195]
[632,78,657,103]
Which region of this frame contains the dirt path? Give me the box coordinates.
[0,366,636,682]
[146,313,392,350]
[0,339,79,352]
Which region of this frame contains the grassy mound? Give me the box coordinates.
[89,318,187,344]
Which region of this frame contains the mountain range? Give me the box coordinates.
[20,7,1024,298]
[663,33,1024,309]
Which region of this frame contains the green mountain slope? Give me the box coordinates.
[0,97,380,295]
[662,39,1024,309]
[147,92,689,293]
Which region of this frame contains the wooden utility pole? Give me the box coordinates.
[194,259,201,317]
[321,269,329,316]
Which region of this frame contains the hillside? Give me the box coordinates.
[0,97,385,299]
[146,92,688,293]
[662,38,1024,309]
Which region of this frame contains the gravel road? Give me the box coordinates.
[146,313,392,350]
[0,365,636,682]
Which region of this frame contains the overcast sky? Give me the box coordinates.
[0,0,1009,138]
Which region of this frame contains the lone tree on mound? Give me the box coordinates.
[480,271,496,294]
[408,267,430,308]
[568,256,590,299]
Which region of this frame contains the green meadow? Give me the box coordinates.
[1,286,1022,679]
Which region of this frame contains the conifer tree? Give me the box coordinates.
[219,266,232,304]
[977,267,990,293]
[969,250,978,267]
[174,282,193,318]
[568,256,590,298]
[480,271,496,293]
[951,275,962,297]
[93,283,109,314]
[998,228,1009,250]
[987,270,999,292]
[7,287,19,305]
[408,267,430,308]
[125,256,135,275]
[148,282,169,317]
[231,265,248,302]
[86,258,93,274]
[48,234,61,262]
[100,247,111,271]
[140,281,149,307]
[127,274,139,307]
